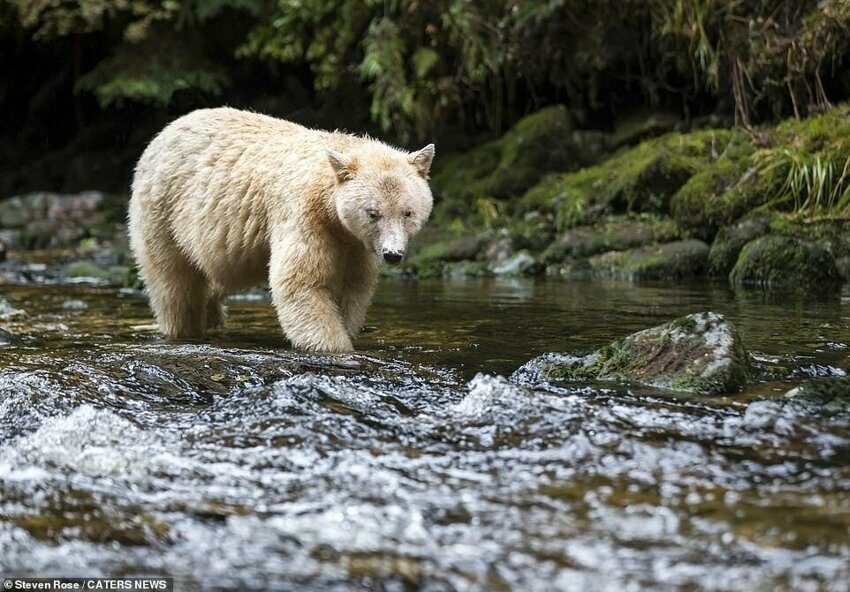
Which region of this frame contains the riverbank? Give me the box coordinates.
[3,105,849,293]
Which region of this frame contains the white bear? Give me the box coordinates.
[128,107,434,352]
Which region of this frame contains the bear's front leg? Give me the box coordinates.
[269,247,353,353]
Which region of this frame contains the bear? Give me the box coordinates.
[128,107,435,352]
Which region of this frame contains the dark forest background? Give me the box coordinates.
[2,0,850,197]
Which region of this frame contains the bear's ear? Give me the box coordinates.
[327,150,356,182]
[409,144,435,178]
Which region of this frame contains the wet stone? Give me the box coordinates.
[490,250,538,276]
[0,297,25,320]
[513,311,751,395]
[0,328,19,345]
[785,377,850,413]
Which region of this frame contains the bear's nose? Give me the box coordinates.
[382,250,403,264]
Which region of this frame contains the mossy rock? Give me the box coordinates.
[431,105,590,224]
[485,105,579,198]
[513,312,750,395]
[521,128,753,231]
[443,260,491,278]
[729,235,839,287]
[611,108,683,148]
[669,156,774,241]
[541,215,680,264]
[64,261,130,284]
[520,166,612,231]
[588,239,709,281]
[723,106,850,221]
[408,235,483,265]
[769,218,850,261]
[508,212,557,252]
[785,377,850,414]
[769,105,850,156]
[430,141,502,223]
[708,215,774,276]
[404,234,488,278]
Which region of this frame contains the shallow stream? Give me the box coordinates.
[1,278,848,591]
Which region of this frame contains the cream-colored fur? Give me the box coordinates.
[128,107,434,352]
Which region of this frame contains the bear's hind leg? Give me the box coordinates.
[206,287,227,331]
[143,256,211,339]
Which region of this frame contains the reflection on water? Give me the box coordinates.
[0,278,848,591]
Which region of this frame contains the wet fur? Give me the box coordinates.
[128,107,434,352]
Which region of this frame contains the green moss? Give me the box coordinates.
[431,105,584,225]
[64,261,129,284]
[786,377,850,413]
[521,128,753,232]
[408,236,482,265]
[508,212,556,252]
[670,156,772,241]
[729,235,839,287]
[769,218,850,261]
[520,312,750,395]
[488,105,577,198]
[748,106,850,218]
[589,239,709,281]
[430,141,502,225]
[540,214,680,264]
[520,167,609,230]
[707,215,774,276]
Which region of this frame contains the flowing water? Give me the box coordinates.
[0,278,848,591]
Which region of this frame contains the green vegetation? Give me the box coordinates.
[5,0,850,168]
[729,235,839,287]
[4,0,850,292]
[587,239,710,281]
[520,130,753,232]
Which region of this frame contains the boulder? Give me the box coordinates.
[432,105,602,224]
[708,215,773,276]
[541,215,680,264]
[588,239,709,280]
[729,235,839,287]
[513,312,750,395]
[784,377,850,413]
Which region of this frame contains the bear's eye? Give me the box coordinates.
[367,209,381,221]
[404,210,413,219]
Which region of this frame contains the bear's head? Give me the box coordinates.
[328,144,435,264]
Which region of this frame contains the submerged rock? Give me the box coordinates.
[63,261,130,285]
[513,312,750,395]
[730,235,839,288]
[0,296,26,320]
[0,327,19,345]
[785,377,850,413]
